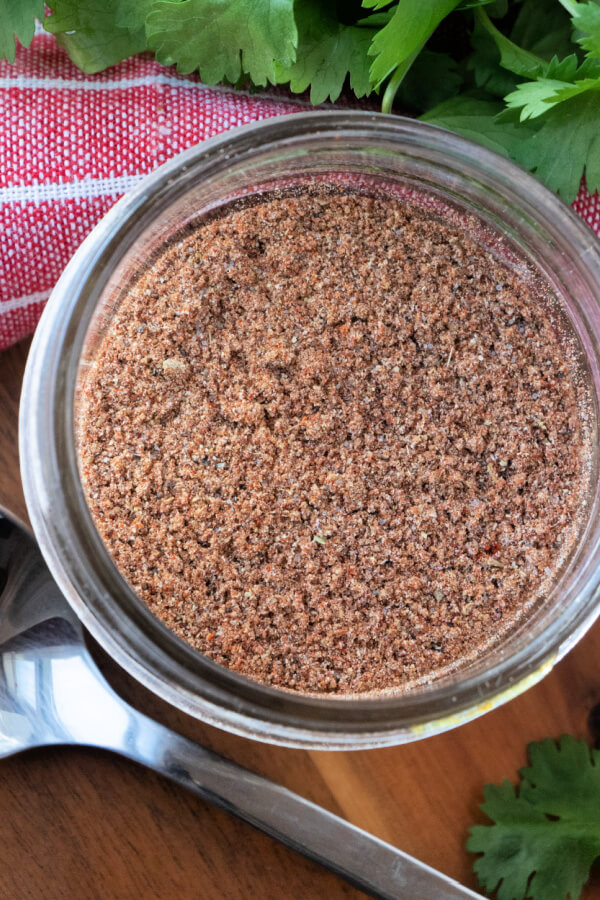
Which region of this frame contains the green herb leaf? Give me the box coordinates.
[467,18,521,98]
[548,73,600,105]
[504,77,574,120]
[364,0,463,89]
[45,0,148,73]
[362,0,392,11]
[510,91,600,201]
[456,0,505,9]
[146,0,297,86]
[0,0,45,63]
[275,0,375,103]
[116,0,154,31]
[510,0,574,61]
[397,50,463,112]
[474,7,547,79]
[504,55,600,120]
[356,11,395,28]
[468,736,600,900]
[465,0,572,100]
[420,94,529,157]
[573,1,600,58]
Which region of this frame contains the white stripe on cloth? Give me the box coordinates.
[0,173,144,204]
[0,290,50,313]
[0,73,316,107]
[0,73,222,92]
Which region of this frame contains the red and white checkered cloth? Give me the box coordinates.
[2,30,600,351]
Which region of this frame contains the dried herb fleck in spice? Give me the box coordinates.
[78,188,592,694]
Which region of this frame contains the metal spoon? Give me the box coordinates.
[0,510,482,900]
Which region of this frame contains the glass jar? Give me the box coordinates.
[19,111,600,749]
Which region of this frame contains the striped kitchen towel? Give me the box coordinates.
[1,29,599,351]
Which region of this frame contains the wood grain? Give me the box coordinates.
[2,337,600,899]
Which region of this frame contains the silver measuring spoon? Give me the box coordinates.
[0,509,482,900]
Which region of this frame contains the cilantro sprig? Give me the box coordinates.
[0,0,44,63]
[468,735,600,900]
[3,0,600,202]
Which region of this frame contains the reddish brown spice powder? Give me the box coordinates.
[78,188,591,695]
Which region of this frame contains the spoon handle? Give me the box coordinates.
[104,712,482,900]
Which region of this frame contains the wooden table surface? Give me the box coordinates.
[2,337,600,900]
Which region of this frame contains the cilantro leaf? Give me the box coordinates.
[573,1,600,59]
[503,55,598,118]
[397,50,463,112]
[549,73,600,104]
[0,0,45,63]
[116,0,153,32]
[361,0,391,10]
[356,11,394,27]
[45,0,148,73]
[456,0,506,9]
[420,94,530,157]
[504,55,600,120]
[364,0,463,89]
[474,7,547,79]
[505,77,575,120]
[468,736,600,900]
[146,0,297,86]
[275,0,374,104]
[544,54,600,82]
[487,0,508,13]
[510,91,600,201]
[466,0,573,100]
[467,18,521,98]
[510,0,574,62]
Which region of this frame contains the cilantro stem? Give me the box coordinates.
[381,46,422,115]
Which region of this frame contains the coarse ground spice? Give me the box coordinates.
[78,187,592,695]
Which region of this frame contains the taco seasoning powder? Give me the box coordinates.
[77,188,592,695]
